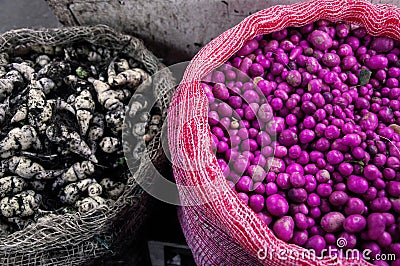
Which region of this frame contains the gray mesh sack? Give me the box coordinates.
[0,24,174,265]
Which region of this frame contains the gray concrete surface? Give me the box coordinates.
[45,0,400,64]
[0,0,60,33]
[47,0,300,64]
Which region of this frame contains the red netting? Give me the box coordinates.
[168,0,400,265]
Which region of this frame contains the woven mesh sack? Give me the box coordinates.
[168,0,400,265]
[0,25,174,265]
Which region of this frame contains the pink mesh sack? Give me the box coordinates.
[168,0,400,265]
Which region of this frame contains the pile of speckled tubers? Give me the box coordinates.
[0,42,161,234]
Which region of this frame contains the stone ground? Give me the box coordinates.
[0,1,192,265]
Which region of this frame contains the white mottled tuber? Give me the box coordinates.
[132,122,147,137]
[113,68,149,88]
[27,81,53,132]
[89,78,131,110]
[100,178,125,200]
[87,183,102,197]
[52,160,95,190]
[0,99,9,124]
[0,125,41,158]
[99,137,120,153]
[5,156,45,179]
[88,113,105,143]
[116,59,130,72]
[10,63,35,80]
[0,176,27,198]
[74,90,95,135]
[59,178,95,204]
[76,195,106,212]
[0,78,14,101]
[105,107,126,134]
[0,190,41,218]
[0,53,9,66]
[107,58,117,85]
[38,77,55,94]
[48,98,76,115]
[35,55,51,67]
[46,124,97,163]
[128,94,148,118]
[11,104,27,123]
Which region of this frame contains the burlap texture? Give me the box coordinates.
[0,25,175,265]
[168,0,400,265]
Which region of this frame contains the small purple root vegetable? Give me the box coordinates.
[278,129,298,147]
[305,235,326,255]
[273,216,295,242]
[321,212,345,232]
[343,214,367,233]
[370,37,394,53]
[266,194,289,216]
[207,21,400,265]
[292,230,309,246]
[367,213,386,240]
[345,198,365,215]
[308,30,333,51]
[347,175,369,194]
[286,70,302,87]
[366,55,389,70]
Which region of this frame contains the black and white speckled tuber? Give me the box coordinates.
[0,190,41,218]
[0,42,163,233]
